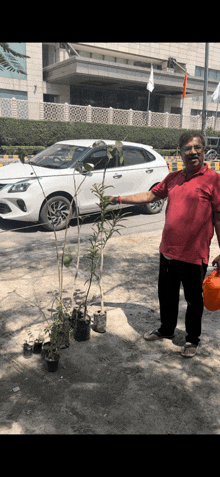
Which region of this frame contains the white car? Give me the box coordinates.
[0,139,169,231]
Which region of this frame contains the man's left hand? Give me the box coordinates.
[212,254,220,273]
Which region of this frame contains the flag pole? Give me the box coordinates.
[146,63,154,115]
[202,42,209,135]
[181,96,184,128]
[214,95,219,131]
[147,90,151,112]
[181,73,187,128]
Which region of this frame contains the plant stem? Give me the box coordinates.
[99,167,107,314]
[26,160,62,300]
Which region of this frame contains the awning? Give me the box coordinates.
[43,56,218,97]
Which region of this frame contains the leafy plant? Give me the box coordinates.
[45,293,72,358]
[89,183,128,314]
[65,140,128,318]
[25,323,34,344]
[0,42,29,75]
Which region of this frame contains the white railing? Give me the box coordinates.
[1,96,220,131]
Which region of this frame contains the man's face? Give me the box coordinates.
[180,136,205,176]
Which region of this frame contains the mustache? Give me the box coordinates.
[187,155,199,160]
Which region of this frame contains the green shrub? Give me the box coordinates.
[155,149,179,156]
[0,116,208,152]
[0,145,45,155]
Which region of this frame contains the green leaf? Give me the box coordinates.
[63,254,73,268]
[119,153,124,165]
[92,141,106,148]
[83,163,94,172]
[115,140,123,148]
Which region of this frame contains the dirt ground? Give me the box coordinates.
[1,227,220,434]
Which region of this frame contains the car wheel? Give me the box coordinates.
[143,198,165,215]
[39,195,73,231]
[205,149,218,161]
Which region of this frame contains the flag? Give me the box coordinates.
[182,73,187,98]
[147,64,154,92]
[212,82,220,102]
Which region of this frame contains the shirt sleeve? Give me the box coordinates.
[211,173,220,212]
[151,173,171,199]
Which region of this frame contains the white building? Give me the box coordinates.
[0,42,220,123]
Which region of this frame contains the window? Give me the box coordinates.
[91,53,104,61]
[206,138,219,147]
[43,94,58,103]
[43,44,56,67]
[0,89,27,100]
[171,107,182,114]
[104,55,116,62]
[30,144,88,169]
[195,66,204,78]
[195,65,220,81]
[191,109,220,117]
[85,148,117,170]
[0,42,27,79]
[121,147,155,166]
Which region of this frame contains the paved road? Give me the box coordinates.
[0,206,165,254]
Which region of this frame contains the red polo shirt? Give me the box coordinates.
[152,164,220,265]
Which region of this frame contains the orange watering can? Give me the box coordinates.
[203,269,220,311]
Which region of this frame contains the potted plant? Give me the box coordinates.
[33,334,44,354]
[23,324,34,358]
[44,308,63,372]
[69,243,99,341]
[90,141,127,332]
[44,343,60,372]
[64,141,128,336]
[23,341,33,358]
[45,294,72,349]
[90,182,128,332]
[43,294,72,371]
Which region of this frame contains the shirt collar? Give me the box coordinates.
[181,163,208,178]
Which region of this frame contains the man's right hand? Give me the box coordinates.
[105,196,118,204]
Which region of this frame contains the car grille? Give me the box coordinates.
[0,203,11,214]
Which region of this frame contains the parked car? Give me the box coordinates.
[205,136,220,161]
[0,139,169,231]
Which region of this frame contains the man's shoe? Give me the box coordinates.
[180,342,198,358]
[144,329,175,341]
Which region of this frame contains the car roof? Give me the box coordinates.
[56,139,154,151]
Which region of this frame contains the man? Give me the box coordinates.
[106,130,220,358]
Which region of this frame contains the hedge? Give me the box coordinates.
[0,145,45,155]
[0,117,190,150]
[0,117,213,154]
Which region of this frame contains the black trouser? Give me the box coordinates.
[158,254,208,345]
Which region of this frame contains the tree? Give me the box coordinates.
[0,42,29,75]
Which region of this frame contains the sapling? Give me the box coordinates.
[94,140,125,315]
[17,147,94,349]
[17,147,94,305]
[67,141,128,323]
[90,183,128,315]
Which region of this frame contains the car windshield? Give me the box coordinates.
[29,144,89,169]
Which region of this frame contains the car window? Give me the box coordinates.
[84,147,117,170]
[30,144,88,169]
[120,146,155,166]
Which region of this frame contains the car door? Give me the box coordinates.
[76,146,120,213]
[112,146,159,204]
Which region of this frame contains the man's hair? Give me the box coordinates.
[178,130,205,150]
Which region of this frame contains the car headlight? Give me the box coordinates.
[8,179,38,193]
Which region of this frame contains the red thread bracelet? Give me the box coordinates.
[117,196,122,204]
